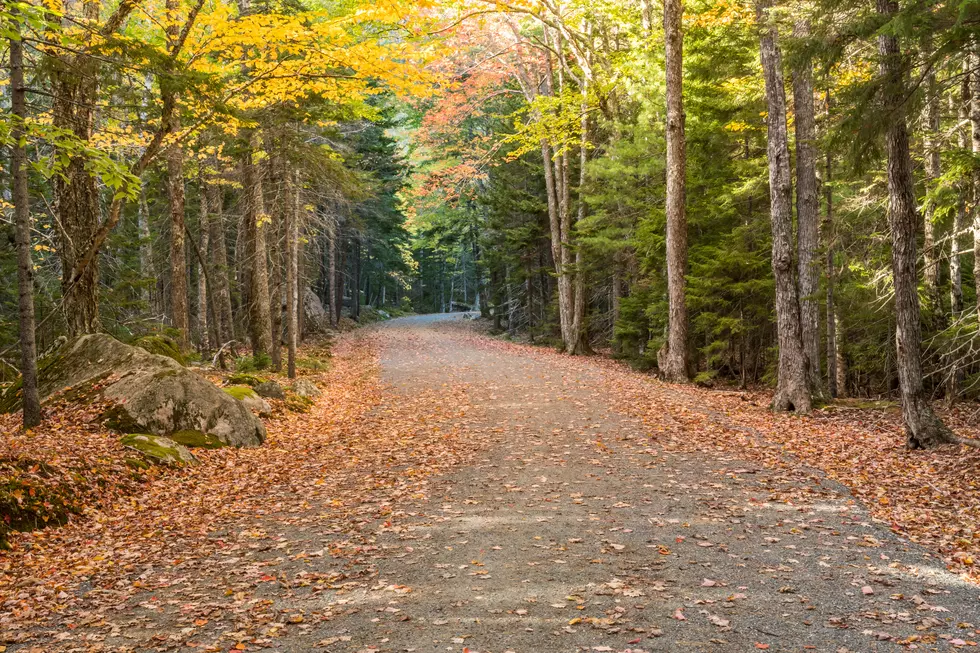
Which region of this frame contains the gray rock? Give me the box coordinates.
[224,385,272,416]
[120,433,198,466]
[292,379,321,398]
[304,287,331,334]
[254,380,285,399]
[1,333,265,447]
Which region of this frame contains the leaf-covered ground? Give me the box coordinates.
[1,314,979,652]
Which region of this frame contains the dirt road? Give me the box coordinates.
[8,314,980,652]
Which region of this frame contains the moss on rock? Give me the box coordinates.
[132,335,186,366]
[224,385,259,400]
[226,373,268,387]
[169,429,227,449]
[120,434,198,466]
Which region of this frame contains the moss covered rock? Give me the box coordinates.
[0,334,265,447]
[168,429,228,449]
[254,380,285,399]
[293,379,321,398]
[224,385,272,416]
[132,335,186,366]
[120,434,198,466]
[226,373,268,387]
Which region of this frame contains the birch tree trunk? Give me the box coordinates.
[10,17,41,427]
[877,0,952,448]
[792,20,821,394]
[662,0,690,381]
[757,0,812,413]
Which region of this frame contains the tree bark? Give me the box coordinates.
[165,0,189,350]
[243,134,273,363]
[52,51,102,336]
[948,67,970,401]
[352,237,361,321]
[286,170,300,378]
[10,18,41,428]
[823,92,838,399]
[792,20,821,393]
[972,49,980,310]
[268,157,284,372]
[922,43,941,299]
[138,183,154,310]
[196,175,210,352]
[877,0,951,448]
[327,214,339,327]
[206,178,234,345]
[663,0,690,381]
[757,0,812,413]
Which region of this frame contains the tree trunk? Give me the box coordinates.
[922,44,941,300]
[611,261,622,353]
[287,170,300,378]
[327,215,339,327]
[52,56,102,336]
[165,0,188,350]
[206,178,234,345]
[352,237,361,320]
[792,19,821,394]
[337,232,347,323]
[138,183,154,310]
[268,157,284,372]
[823,93,838,399]
[10,19,41,428]
[243,134,273,363]
[948,68,970,401]
[542,138,573,347]
[663,0,690,381]
[877,0,952,448]
[167,120,188,350]
[757,0,812,413]
[196,176,210,352]
[972,49,980,309]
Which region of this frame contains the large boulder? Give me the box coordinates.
[304,287,331,334]
[0,334,265,447]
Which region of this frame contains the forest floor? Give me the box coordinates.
[2,313,980,652]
